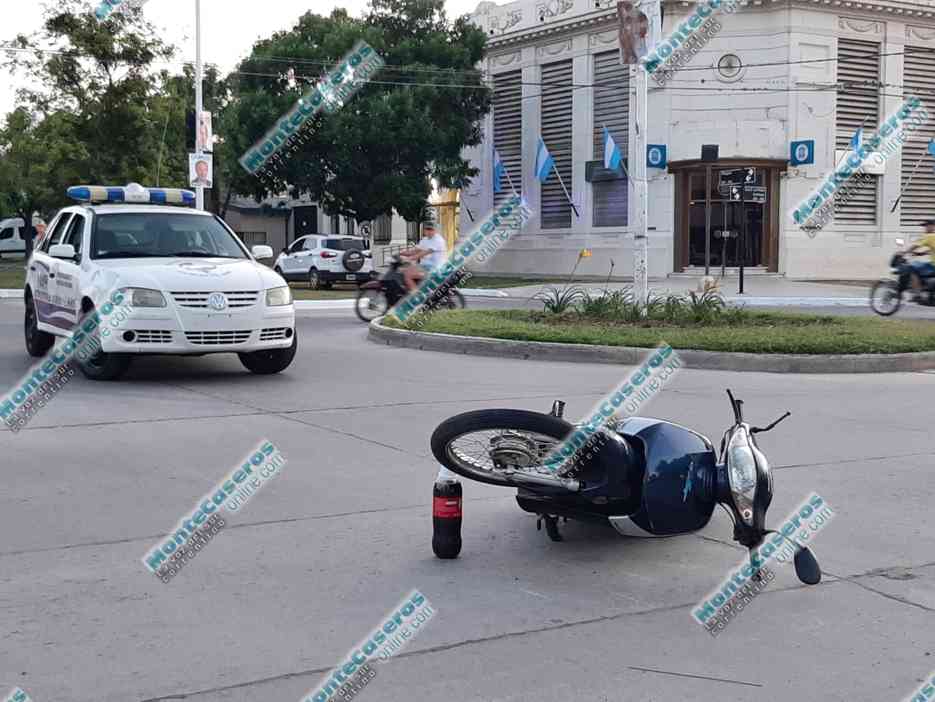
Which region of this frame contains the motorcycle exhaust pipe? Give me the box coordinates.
[505,470,580,492]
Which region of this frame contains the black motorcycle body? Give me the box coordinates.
[355,255,466,322]
[871,247,935,316]
[431,392,821,585]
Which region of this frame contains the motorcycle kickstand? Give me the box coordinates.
[537,514,564,542]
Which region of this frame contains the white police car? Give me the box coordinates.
[24,183,296,380]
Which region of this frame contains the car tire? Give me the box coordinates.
[75,304,132,380]
[24,290,55,357]
[308,268,323,290]
[238,332,298,374]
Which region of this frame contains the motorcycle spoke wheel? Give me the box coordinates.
[430,409,578,487]
[870,280,901,316]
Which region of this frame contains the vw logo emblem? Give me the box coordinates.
[207,292,228,311]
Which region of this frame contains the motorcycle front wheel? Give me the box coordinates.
[870,279,902,316]
[431,409,577,487]
[355,287,389,322]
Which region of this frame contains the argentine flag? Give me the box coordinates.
[603,127,622,171]
[851,126,862,152]
[493,149,506,193]
[535,138,555,183]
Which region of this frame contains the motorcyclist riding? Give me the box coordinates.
[399,222,446,292]
[902,219,935,298]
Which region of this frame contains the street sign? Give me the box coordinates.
[718,183,765,202]
[790,140,814,166]
[646,144,667,169]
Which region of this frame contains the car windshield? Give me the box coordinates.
[91,213,248,260]
[324,238,364,251]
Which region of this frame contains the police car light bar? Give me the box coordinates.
[67,183,196,206]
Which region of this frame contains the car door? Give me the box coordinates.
[303,236,321,273]
[281,237,307,277]
[29,212,73,331]
[0,223,16,255]
[49,212,86,329]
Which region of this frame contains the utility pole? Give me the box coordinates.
[634,64,649,307]
[194,0,204,211]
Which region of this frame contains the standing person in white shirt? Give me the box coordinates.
[400,222,447,292]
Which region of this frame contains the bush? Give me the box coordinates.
[566,288,745,326]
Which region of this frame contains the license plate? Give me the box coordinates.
[346,274,357,280]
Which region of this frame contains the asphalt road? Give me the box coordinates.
[1,301,934,702]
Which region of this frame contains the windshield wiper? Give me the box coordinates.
[165,252,240,258]
[95,251,162,258]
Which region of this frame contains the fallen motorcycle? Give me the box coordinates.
[430,390,822,585]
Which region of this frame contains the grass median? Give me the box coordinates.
[381,309,935,355]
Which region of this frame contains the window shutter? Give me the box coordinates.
[900,48,935,228]
[834,38,881,225]
[493,70,523,208]
[540,60,574,229]
[592,50,629,227]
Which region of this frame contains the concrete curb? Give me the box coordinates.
[368,318,935,373]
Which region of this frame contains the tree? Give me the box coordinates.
[0,109,87,259]
[1,0,188,191]
[224,0,491,222]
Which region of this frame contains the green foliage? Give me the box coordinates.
[0,0,193,225]
[535,285,585,314]
[224,0,491,221]
[388,308,935,355]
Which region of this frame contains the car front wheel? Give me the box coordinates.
[238,333,297,374]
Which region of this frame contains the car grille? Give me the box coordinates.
[134,330,173,344]
[260,328,290,341]
[170,291,260,309]
[185,331,252,345]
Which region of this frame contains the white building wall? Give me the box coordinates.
[465,0,935,279]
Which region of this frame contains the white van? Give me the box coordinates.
[0,218,27,257]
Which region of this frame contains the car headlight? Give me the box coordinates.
[266,286,292,306]
[123,288,166,308]
[727,427,757,525]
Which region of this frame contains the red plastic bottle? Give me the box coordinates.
[432,469,462,559]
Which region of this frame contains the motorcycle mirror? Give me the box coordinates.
[726,389,744,423]
[794,547,822,585]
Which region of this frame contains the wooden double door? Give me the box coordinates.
[673,160,784,273]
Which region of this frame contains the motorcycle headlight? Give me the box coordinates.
[727,427,757,525]
[123,288,166,308]
[266,286,292,306]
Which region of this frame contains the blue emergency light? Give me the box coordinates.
[66,183,196,206]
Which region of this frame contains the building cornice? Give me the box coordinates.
[482,0,935,51]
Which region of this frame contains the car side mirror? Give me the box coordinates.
[252,245,274,260]
[49,243,76,260]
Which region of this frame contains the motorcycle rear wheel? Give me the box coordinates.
[431,409,577,487]
[870,279,901,316]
